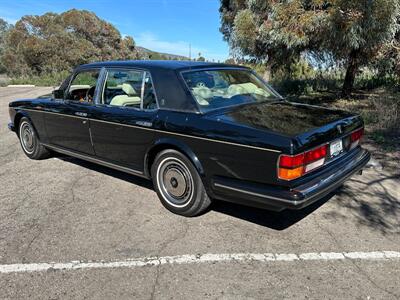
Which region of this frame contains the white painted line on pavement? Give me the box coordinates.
[0,251,399,274]
[7,84,36,88]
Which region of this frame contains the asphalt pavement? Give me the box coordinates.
[0,87,399,299]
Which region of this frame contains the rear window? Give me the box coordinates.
[181,69,281,112]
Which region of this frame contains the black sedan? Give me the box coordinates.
[8,60,370,216]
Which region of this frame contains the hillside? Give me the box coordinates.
[136,46,188,60]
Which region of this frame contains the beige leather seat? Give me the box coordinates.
[110,83,141,106]
[192,86,211,105]
[227,83,259,97]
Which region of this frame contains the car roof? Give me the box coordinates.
[79,60,249,72]
[76,60,252,114]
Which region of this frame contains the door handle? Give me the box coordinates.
[75,112,87,117]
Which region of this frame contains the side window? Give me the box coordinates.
[103,69,144,108]
[142,72,158,110]
[66,69,100,103]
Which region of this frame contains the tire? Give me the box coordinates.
[151,149,211,217]
[18,117,51,160]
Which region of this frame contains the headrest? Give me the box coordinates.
[193,86,212,99]
[121,83,136,96]
[227,84,246,95]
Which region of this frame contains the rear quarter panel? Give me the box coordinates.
[153,110,290,193]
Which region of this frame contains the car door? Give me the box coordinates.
[44,68,102,155]
[89,68,157,172]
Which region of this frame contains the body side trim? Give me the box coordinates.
[19,108,281,153]
[213,182,299,204]
[42,143,147,178]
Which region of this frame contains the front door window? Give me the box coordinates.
[66,69,100,103]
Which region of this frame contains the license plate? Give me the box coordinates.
[330,139,343,157]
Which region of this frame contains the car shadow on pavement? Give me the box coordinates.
[211,194,333,230]
[56,154,333,230]
[56,155,154,190]
[325,174,400,235]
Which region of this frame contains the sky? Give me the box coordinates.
[0,0,230,61]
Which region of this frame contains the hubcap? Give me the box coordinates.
[157,157,194,208]
[20,122,35,154]
[164,168,187,198]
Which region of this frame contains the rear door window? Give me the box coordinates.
[142,72,158,110]
[102,69,144,109]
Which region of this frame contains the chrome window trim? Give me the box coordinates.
[99,67,108,105]
[140,71,146,110]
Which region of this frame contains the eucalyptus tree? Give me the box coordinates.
[220,0,400,96]
[0,18,12,73]
[1,9,140,77]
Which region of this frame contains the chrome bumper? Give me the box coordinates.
[8,122,15,132]
[212,147,371,211]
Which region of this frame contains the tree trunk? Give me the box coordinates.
[263,63,272,81]
[341,49,360,98]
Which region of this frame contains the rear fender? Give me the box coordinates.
[144,137,205,178]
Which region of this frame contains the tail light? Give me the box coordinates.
[350,128,364,149]
[278,127,364,180]
[278,145,327,180]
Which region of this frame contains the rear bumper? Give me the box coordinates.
[8,122,15,132]
[212,147,370,211]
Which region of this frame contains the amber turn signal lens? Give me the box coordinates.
[278,166,304,180]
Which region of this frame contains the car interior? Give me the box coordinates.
[183,70,275,109]
[66,70,100,103]
[102,70,157,109]
[65,69,158,110]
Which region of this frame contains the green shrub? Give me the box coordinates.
[272,78,342,96]
[9,70,70,86]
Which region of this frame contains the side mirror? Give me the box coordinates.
[52,89,65,99]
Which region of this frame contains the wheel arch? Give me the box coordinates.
[144,138,205,178]
[14,111,35,137]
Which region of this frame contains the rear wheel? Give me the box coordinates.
[151,149,211,217]
[18,117,51,160]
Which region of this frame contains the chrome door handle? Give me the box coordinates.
[75,112,87,117]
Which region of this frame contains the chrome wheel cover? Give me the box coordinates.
[156,157,194,208]
[20,121,35,154]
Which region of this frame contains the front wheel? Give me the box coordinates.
[151,149,211,217]
[18,117,51,160]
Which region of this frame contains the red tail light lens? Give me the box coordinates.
[350,128,364,149]
[279,153,304,168]
[304,145,327,164]
[351,128,364,142]
[278,145,327,180]
[278,128,364,180]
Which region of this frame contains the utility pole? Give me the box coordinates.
[189,43,191,61]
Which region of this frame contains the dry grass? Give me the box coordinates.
[288,88,400,171]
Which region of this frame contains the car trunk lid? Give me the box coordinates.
[211,101,363,154]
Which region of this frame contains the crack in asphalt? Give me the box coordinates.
[315,207,399,299]
[149,264,161,300]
